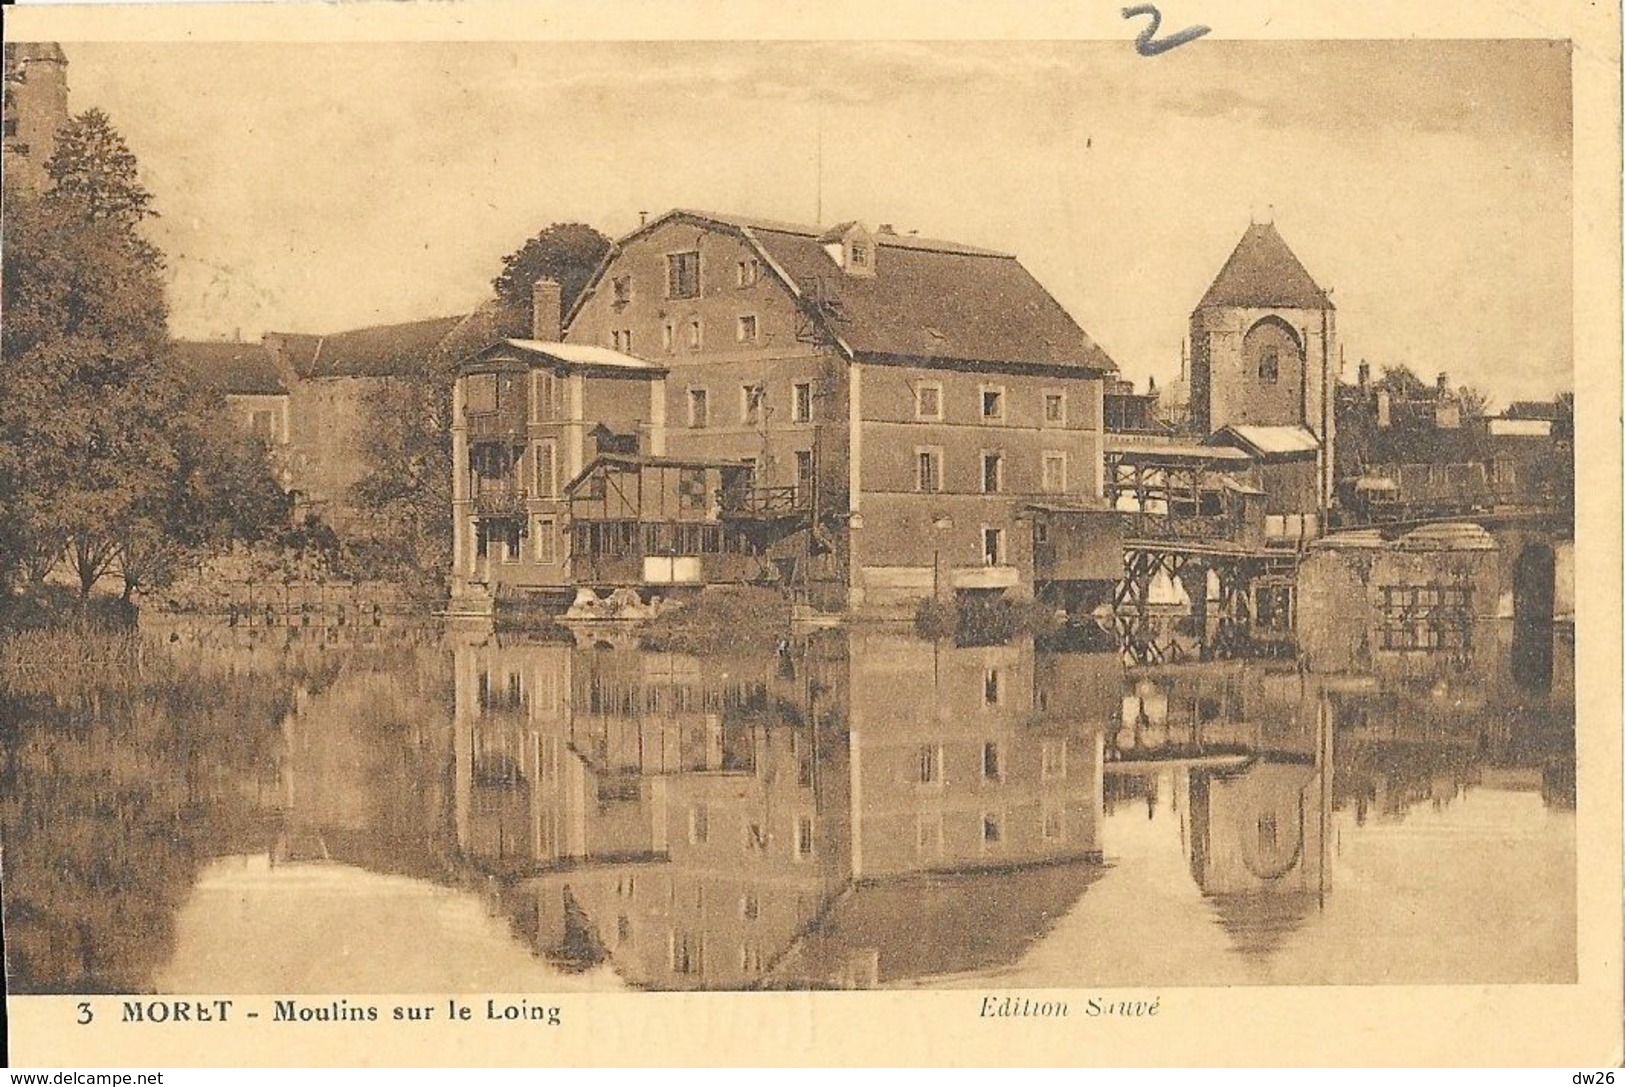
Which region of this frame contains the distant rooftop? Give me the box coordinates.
[172,340,285,396]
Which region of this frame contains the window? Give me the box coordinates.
[611,329,633,353]
[250,410,275,442]
[662,322,676,354]
[666,251,701,299]
[741,892,760,921]
[795,816,815,858]
[1041,739,1067,779]
[534,517,557,564]
[497,520,522,563]
[533,440,557,497]
[849,243,869,268]
[736,315,758,343]
[741,384,766,426]
[916,744,942,785]
[794,451,814,498]
[740,946,764,974]
[982,813,1003,846]
[1378,584,1474,651]
[916,447,943,493]
[612,275,632,306]
[1259,347,1280,383]
[532,371,558,421]
[744,822,768,852]
[617,916,633,946]
[687,388,709,428]
[678,467,707,512]
[981,386,1005,421]
[982,526,1005,567]
[1258,813,1278,852]
[1042,451,1067,494]
[982,742,1001,780]
[670,932,702,975]
[687,318,703,350]
[689,805,709,844]
[983,668,1001,706]
[1043,809,1064,841]
[792,381,813,423]
[916,382,943,420]
[981,451,1004,493]
[1043,391,1066,426]
[736,259,761,287]
[466,373,498,415]
[917,815,943,856]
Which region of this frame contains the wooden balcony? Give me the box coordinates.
[720,485,811,519]
[465,408,529,442]
[473,479,528,517]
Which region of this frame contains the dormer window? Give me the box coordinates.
[818,222,878,278]
[611,275,632,306]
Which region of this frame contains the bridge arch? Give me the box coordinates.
[1511,540,1557,693]
[1512,541,1556,627]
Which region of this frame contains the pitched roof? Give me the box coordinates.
[584,209,1116,373]
[172,340,287,396]
[1110,441,1255,464]
[471,339,666,375]
[664,208,1012,257]
[437,298,531,361]
[1196,223,1333,312]
[262,316,467,380]
[1207,424,1321,458]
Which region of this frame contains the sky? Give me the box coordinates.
[61,38,1574,405]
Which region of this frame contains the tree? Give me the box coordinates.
[1455,385,1492,420]
[117,400,291,602]
[1,120,174,601]
[40,108,155,229]
[349,366,457,590]
[1375,364,1429,398]
[492,222,612,319]
[0,109,293,609]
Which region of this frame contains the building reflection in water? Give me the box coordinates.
[448,615,1573,989]
[452,630,1115,989]
[0,613,1574,993]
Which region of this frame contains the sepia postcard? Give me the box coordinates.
[1,0,1619,1069]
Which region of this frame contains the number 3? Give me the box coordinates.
[77,1002,94,1025]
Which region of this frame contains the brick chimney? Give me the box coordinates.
[531,277,563,341]
[1436,371,1450,394]
[1357,361,1370,388]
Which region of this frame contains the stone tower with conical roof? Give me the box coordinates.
[1189,221,1338,508]
[3,42,70,195]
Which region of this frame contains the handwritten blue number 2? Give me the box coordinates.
[1122,4,1210,56]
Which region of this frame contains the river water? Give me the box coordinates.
[0,617,1574,992]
